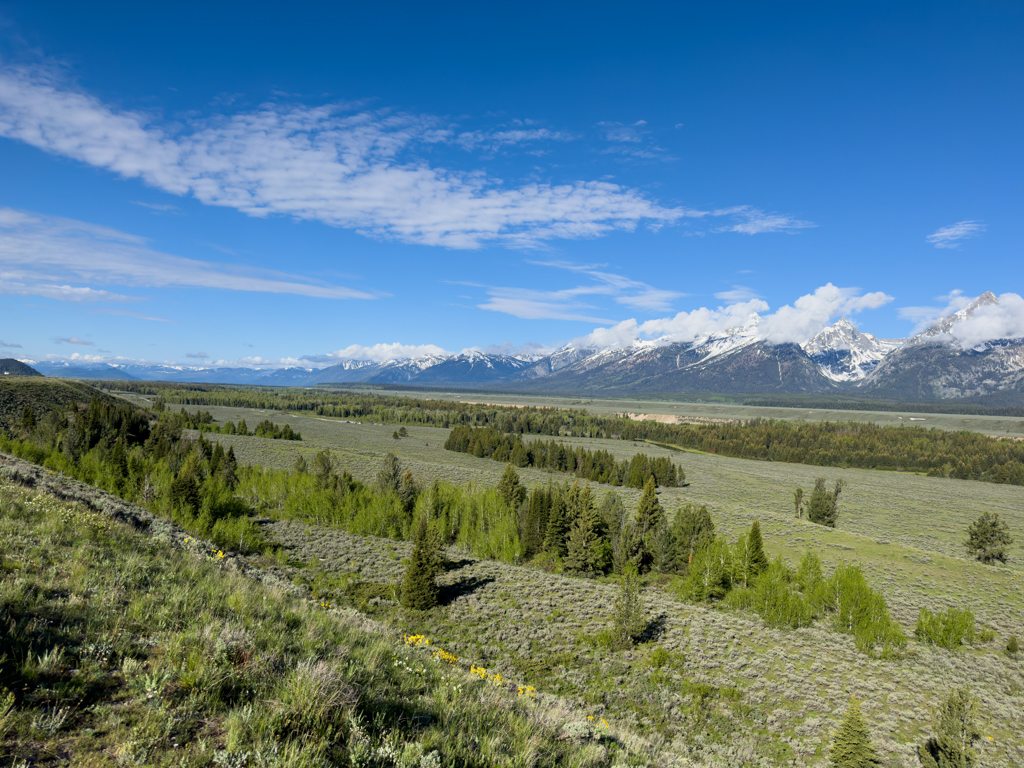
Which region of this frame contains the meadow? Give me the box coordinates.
[5,388,1023,766]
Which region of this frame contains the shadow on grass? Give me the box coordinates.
[639,612,669,644]
[438,575,495,606]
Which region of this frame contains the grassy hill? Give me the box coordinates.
[0,359,41,377]
[0,378,124,430]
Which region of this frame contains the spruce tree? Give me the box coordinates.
[829,697,880,767]
[670,504,715,573]
[543,492,570,557]
[497,464,527,509]
[401,516,440,610]
[636,476,662,537]
[747,519,769,579]
[376,452,403,495]
[808,478,838,527]
[565,499,602,575]
[918,687,981,768]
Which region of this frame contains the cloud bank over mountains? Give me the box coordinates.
[0,64,811,249]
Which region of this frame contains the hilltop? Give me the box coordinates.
[0,377,124,430]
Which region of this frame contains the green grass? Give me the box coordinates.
[0,470,656,768]
[0,378,122,430]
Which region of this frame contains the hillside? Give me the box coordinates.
[0,377,124,430]
[0,358,41,377]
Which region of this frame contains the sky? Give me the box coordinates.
[0,2,1021,369]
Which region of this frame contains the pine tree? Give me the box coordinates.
[401,516,441,610]
[565,494,603,575]
[829,697,880,767]
[918,687,981,768]
[497,464,527,510]
[670,504,715,573]
[543,491,570,557]
[612,563,646,649]
[808,478,839,527]
[636,476,662,537]
[376,452,403,495]
[964,512,1014,564]
[747,519,769,578]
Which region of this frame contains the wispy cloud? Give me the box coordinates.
[0,339,22,348]
[55,336,93,345]
[0,207,379,300]
[455,127,575,152]
[0,65,689,249]
[926,220,985,249]
[93,308,174,322]
[302,342,451,363]
[471,261,685,322]
[714,286,761,301]
[185,352,209,359]
[714,207,816,235]
[131,200,181,214]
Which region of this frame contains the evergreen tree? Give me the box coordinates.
[829,697,880,767]
[747,519,769,578]
[964,512,1014,564]
[565,497,603,575]
[376,452,403,495]
[808,478,841,527]
[521,486,549,559]
[237,419,248,436]
[670,503,715,573]
[636,476,662,537]
[401,516,441,610]
[497,464,527,509]
[20,405,35,433]
[292,454,308,474]
[611,563,646,648]
[399,470,419,514]
[543,491,570,557]
[918,687,981,768]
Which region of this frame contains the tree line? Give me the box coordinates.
[444,425,684,488]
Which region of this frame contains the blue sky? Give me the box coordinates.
[1,2,1021,369]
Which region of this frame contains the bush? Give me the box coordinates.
[1007,635,1019,655]
[915,607,976,650]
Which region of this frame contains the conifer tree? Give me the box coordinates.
[543,491,570,557]
[918,687,981,768]
[747,519,769,578]
[401,516,441,610]
[964,512,1014,564]
[829,697,880,767]
[521,486,549,559]
[376,452,403,495]
[636,476,662,537]
[612,563,646,648]
[670,504,715,573]
[497,464,527,509]
[808,478,841,527]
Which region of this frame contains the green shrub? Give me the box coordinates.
[821,563,906,658]
[915,607,976,650]
[1006,635,1019,655]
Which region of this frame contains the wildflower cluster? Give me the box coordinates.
[319,600,332,611]
[404,634,429,647]
[432,648,458,665]
[211,549,225,560]
[470,665,504,687]
[586,715,610,729]
[517,685,537,697]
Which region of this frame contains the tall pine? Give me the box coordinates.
[829,697,880,767]
[401,517,441,610]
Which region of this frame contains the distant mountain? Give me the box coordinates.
[0,358,42,377]
[21,291,1024,402]
[859,293,1024,399]
[802,318,905,382]
[42,364,138,380]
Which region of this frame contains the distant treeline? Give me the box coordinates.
[153,402,302,440]
[103,382,1024,485]
[444,426,684,488]
[743,396,1024,417]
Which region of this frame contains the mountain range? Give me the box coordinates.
[26,292,1024,401]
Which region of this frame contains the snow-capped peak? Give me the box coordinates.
[802,318,905,381]
[911,291,999,344]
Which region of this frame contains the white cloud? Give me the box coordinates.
[714,207,816,235]
[714,286,761,301]
[461,341,557,358]
[0,207,378,300]
[455,127,575,151]
[757,284,892,343]
[926,220,985,249]
[0,66,688,249]
[471,261,685,322]
[131,201,181,213]
[953,293,1024,346]
[185,352,209,359]
[55,336,93,345]
[569,284,891,349]
[303,342,451,364]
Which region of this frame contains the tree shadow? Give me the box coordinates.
[639,612,669,644]
[439,556,474,573]
[437,575,495,606]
